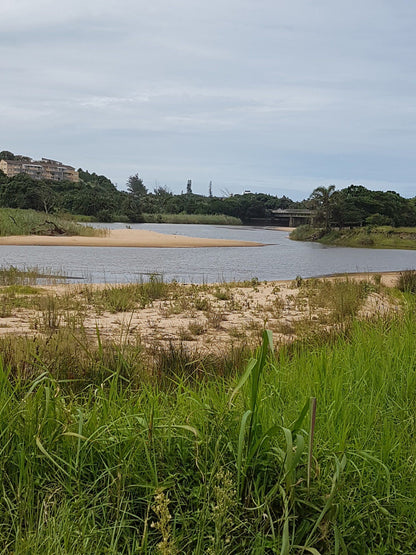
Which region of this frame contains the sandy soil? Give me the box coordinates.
[0,271,402,352]
[0,228,263,248]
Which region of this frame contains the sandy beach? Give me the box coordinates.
[0,271,402,351]
[0,228,264,248]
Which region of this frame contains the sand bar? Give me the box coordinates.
[0,228,264,248]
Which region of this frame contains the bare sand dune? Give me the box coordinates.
[0,228,264,248]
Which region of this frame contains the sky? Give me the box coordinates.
[1,0,415,200]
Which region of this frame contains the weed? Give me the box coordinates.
[397,269,416,293]
[193,296,211,311]
[213,287,231,301]
[151,489,177,555]
[205,310,225,329]
[188,321,206,336]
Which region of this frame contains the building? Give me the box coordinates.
[0,156,79,182]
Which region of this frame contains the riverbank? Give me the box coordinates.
[290,224,416,249]
[0,228,263,248]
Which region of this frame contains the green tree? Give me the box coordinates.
[127,174,147,196]
[309,185,336,230]
[0,150,15,160]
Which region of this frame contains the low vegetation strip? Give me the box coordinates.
[0,272,415,552]
[290,224,416,249]
[141,213,242,225]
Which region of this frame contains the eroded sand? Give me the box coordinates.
[0,228,263,248]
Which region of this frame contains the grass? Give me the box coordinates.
[290,224,416,249]
[0,305,415,552]
[141,213,242,225]
[86,274,174,313]
[0,207,104,237]
[0,265,69,286]
[396,269,416,293]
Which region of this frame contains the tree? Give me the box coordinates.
[127,174,147,196]
[309,185,336,230]
[0,150,15,160]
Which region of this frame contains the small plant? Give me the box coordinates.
[397,269,416,293]
[188,321,206,336]
[38,295,62,330]
[205,310,225,329]
[213,287,231,301]
[293,275,303,288]
[193,296,211,311]
[178,326,194,341]
[372,273,382,287]
[0,295,13,318]
[151,489,177,555]
[207,468,238,553]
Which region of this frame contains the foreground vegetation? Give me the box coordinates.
[0,208,102,237]
[291,224,416,249]
[0,270,415,552]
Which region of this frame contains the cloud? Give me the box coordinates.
[1,0,416,199]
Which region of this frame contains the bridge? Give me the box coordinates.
[269,209,317,227]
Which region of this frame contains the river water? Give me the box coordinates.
[1,223,416,283]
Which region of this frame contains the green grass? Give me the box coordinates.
[141,213,242,225]
[0,208,104,237]
[0,297,416,552]
[290,224,416,249]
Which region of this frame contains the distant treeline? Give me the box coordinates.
[0,168,297,223]
[0,162,416,227]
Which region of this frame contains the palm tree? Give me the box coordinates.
[309,185,336,230]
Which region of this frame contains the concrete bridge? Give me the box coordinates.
[270,208,317,227]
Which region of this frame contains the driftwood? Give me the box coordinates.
[30,220,67,236]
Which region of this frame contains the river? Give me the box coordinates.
[1,223,416,283]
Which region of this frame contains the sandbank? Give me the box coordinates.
[0,228,263,248]
[0,271,401,348]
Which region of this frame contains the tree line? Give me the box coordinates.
[0,168,297,223]
[0,156,415,227]
[309,184,416,229]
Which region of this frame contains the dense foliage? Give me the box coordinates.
[1,150,416,226]
[308,184,416,228]
[0,167,295,223]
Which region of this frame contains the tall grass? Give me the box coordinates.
[0,208,102,237]
[0,303,415,552]
[142,213,242,225]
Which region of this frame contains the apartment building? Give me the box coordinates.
[0,156,79,182]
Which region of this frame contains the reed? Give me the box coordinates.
[141,213,242,225]
[0,207,103,237]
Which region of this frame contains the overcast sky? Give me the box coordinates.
[1,0,415,199]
